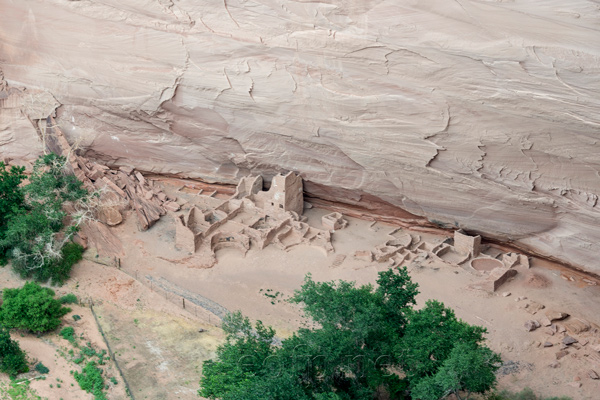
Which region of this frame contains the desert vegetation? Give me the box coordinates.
[0,154,88,285]
[0,325,28,378]
[200,267,502,400]
[0,282,120,399]
[0,153,585,400]
[0,282,71,333]
[0,283,71,376]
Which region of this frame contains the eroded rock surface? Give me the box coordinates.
[1,1,599,273]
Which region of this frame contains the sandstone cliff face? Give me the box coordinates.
[1,1,599,273]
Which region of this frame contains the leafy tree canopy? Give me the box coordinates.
[410,343,501,400]
[0,282,71,333]
[199,267,500,400]
[0,325,28,377]
[0,154,87,284]
[0,162,26,262]
[396,299,488,382]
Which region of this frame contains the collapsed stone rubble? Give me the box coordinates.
[44,116,178,231]
[36,121,336,268]
[517,297,600,387]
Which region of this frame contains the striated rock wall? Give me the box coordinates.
[1,1,599,273]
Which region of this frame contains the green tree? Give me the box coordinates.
[0,154,87,284]
[200,311,330,400]
[283,267,419,398]
[200,311,278,399]
[200,268,414,399]
[0,282,71,333]
[199,268,500,400]
[411,343,500,400]
[0,162,26,263]
[396,300,488,383]
[0,325,28,377]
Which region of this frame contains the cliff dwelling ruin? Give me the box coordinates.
[173,172,334,267]
[1,1,600,398]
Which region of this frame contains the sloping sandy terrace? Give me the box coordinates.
[1,178,599,400]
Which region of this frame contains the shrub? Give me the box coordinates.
[74,361,107,400]
[29,242,84,286]
[59,327,76,344]
[5,211,84,285]
[0,326,28,377]
[59,293,78,305]
[0,282,71,333]
[34,362,49,374]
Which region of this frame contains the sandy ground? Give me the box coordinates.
[1,180,599,399]
[108,189,600,399]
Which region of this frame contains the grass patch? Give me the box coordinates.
[0,380,45,400]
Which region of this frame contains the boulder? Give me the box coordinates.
[88,166,105,181]
[525,320,541,332]
[97,207,123,226]
[564,318,591,334]
[524,301,545,315]
[563,336,578,345]
[73,232,88,250]
[164,201,181,212]
[118,166,134,175]
[545,310,569,322]
[134,171,146,184]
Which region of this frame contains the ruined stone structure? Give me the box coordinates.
[454,230,482,258]
[321,212,349,231]
[2,1,600,275]
[175,172,333,267]
[356,228,529,293]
